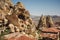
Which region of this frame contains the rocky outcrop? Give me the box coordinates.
[37,15,54,30]
[3,32,37,40]
[37,15,60,40]
[0,0,38,40]
[0,0,36,37]
[40,27,60,40]
[46,16,54,28]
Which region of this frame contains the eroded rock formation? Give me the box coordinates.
[46,16,54,27]
[37,15,54,30]
[0,0,36,37]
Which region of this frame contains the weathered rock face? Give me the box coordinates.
[3,32,37,40]
[46,16,54,27]
[0,0,13,16]
[37,15,54,30]
[0,0,36,37]
[37,15,47,30]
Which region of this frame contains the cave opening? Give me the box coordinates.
[18,14,25,21]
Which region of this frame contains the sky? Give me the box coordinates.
[12,0,60,16]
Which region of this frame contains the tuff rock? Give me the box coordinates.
[0,0,36,37]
